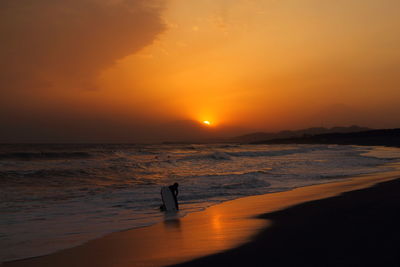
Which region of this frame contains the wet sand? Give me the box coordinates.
[3,166,400,267]
[173,176,400,267]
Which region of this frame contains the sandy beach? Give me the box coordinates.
[174,175,400,267]
[174,176,400,267]
[2,0,400,265]
[3,163,400,267]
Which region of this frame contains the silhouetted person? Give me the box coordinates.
[169,182,179,210]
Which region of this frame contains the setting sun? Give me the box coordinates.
[2,1,400,266]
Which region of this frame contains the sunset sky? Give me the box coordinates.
[1,0,400,142]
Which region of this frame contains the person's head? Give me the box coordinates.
[173,182,179,189]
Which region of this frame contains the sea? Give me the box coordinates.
[1,143,400,262]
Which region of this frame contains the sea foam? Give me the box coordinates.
[1,144,399,262]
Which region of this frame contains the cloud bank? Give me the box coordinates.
[0,0,166,91]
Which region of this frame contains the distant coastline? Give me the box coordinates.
[252,128,400,147]
[162,126,399,147]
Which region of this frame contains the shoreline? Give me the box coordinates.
[3,163,400,267]
[173,172,400,267]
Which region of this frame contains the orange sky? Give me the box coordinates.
[1,0,400,142]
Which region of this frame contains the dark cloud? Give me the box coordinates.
[0,0,166,91]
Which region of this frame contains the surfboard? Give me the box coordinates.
[161,186,177,211]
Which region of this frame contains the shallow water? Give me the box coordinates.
[1,144,399,262]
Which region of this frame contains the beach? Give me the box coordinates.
[3,164,400,267]
[174,173,400,267]
[2,0,400,265]
[3,144,394,262]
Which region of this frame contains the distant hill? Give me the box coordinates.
[252,128,400,147]
[229,125,371,143]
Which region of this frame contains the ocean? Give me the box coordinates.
[1,143,400,262]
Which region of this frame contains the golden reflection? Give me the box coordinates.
[211,213,221,232]
[7,169,400,267]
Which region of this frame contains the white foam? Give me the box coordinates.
[1,144,399,262]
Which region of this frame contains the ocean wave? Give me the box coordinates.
[225,146,323,158]
[211,151,231,160]
[179,178,271,202]
[1,144,399,263]
[191,169,271,179]
[0,151,93,160]
[180,146,328,162]
[212,177,271,190]
[0,168,94,179]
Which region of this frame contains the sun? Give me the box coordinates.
[203,120,211,126]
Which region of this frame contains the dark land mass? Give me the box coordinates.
[253,128,400,147]
[163,125,371,144]
[228,125,370,143]
[171,178,400,267]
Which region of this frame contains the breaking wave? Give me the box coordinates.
[1,144,400,263]
[0,151,93,160]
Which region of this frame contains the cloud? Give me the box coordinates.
[0,0,166,91]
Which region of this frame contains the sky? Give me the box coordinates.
[1,0,400,142]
